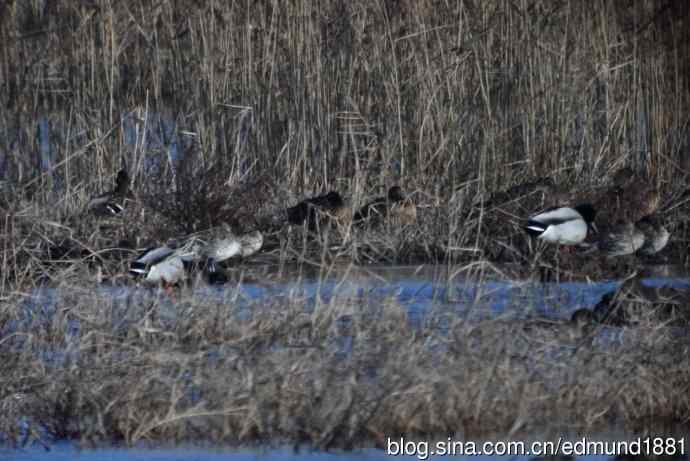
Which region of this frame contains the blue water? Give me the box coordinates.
[11,265,690,341]
[5,444,402,461]
[4,265,690,459]
[5,264,686,383]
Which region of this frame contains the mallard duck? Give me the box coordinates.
[129,241,201,286]
[390,187,417,225]
[197,226,242,273]
[564,308,597,341]
[525,203,596,246]
[522,308,597,343]
[636,215,669,255]
[286,191,345,229]
[592,221,645,257]
[590,215,669,257]
[570,308,596,328]
[353,186,416,225]
[88,169,131,216]
[592,168,660,224]
[550,168,660,230]
[193,227,263,273]
[238,230,263,257]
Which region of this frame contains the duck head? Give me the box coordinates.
[324,191,344,208]
[612,167,636,186]
[115,169,130,195]
[387,186,405,202]
[573,203,596,223]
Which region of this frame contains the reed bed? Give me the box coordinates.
[1,0,690,448]
[1,276,690,448]
[1,0,689,283]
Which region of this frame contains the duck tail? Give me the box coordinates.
[525,220,546,237]
[129,261,148,276]
[105,202,124,215]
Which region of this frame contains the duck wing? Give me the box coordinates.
[592,182,659,225]
[595,222,645,256]
[130,246,175,274]
[528,207,582,226]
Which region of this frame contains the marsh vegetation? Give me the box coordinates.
[1,0,690,449]
[4,268,690,449]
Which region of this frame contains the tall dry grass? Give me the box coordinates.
[0,1,688,283]
[1,1,690,446]
[1,276,690,447]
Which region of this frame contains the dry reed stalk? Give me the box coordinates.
[1,0,690,446]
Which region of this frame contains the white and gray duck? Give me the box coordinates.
[525,203,597,247]
[587,214,669,258]
[129,239,202,289]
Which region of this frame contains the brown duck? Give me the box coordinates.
[286,191,346,230]
[88,169,131,216]
[353,186,416,225]
[592,168,660,224]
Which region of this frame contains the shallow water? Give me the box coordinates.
[8,263,690,364]
[5,264,690,458]
[18,263,690,325]
[8,263,690,378]
[6,444,427,461]
[5,444,389,461]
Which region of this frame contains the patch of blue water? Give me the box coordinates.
[9,269,689,368]
[644,277,690,289]
[37,116,52,173]
[229,278,619,324]
[11,272,672,336]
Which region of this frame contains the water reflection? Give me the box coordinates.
[16,264,690,327]
[6,264,689,369]
[4,265,690,459]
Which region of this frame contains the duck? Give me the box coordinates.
[549,168,660,229]
[195,230,263,285]
[635,215,670,255]
[562,308,598,341]
[521,308,597,343]
[286,191,345,229]
[570,308,597,330]
[588,215,669,257]
[591,220,645,257]
[591,168,660,225]
[524,203,596,246]
[196,225,242,273]
[129,240,201,286]
[353,186,416,225]
[88,168,131,216]
[193,227,264,273]
[238,230,263,257]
